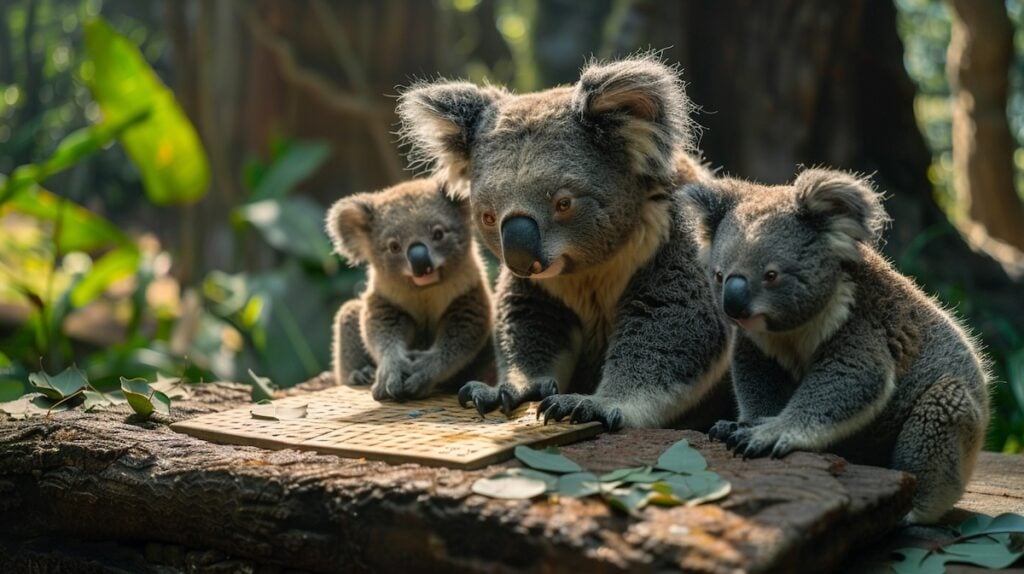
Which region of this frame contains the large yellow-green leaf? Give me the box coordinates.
[83,18,209,205]
[0,174,132,253]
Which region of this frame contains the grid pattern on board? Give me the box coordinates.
[170,385,602,469]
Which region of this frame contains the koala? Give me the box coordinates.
[684,169,990,523]
[325,178,494,401]
[397,55,732,429]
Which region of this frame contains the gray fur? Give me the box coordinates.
[326,178,494,401]
[685,169,990,524]
[398,55,731,428]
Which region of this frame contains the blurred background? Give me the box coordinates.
[0,0,1022,451]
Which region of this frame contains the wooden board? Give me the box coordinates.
[170,384,602,469]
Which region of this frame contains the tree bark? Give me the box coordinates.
[946,0,1024,251]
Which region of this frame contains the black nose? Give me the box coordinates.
[407,243,433,277]
[723,275,751,319]
[501,216,546,276]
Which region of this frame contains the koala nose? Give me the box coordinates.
[407,243,434,277]
[501,216,547,276]
[722,275,751,319]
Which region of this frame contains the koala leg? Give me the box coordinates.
[892,377,985,524]
[333,299,375,386]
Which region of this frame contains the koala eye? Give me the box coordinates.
[555,197,573,213]
[763,270,779,283]
[432,226,445,241]
[714,271,724,284]
[481,212,497,227]
[387,239,401,254]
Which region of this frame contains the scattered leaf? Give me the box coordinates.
[471,475,548,499]
[606,486,650,515]
[28,366,89,401]
[151,373,191,399]
[556,472,602,498]
[504,468,559,491]
[514,445,582,474]
[121,378,155,418]
[151,391,171,416]
[247,369,278,402]
[654,439,708,473]
[600,466,646,482]
[891,535,1024,574]
[0,394,60,420]
[82,390,111,411]
[250,403,308,421]
[617,467,673,484]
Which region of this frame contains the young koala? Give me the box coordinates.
[325,178,494,401]
[397,55,732,429]
[684,169,990,523]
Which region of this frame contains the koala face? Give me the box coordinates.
[398,56,695,278]
[326,179,472,287]
[684,170,887,333]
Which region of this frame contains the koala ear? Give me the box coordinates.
[681,181,739,264]
[397,81,505,197]
[573,55,694,183]
[436,179,471,220]
[794,169,888,261]
[325,194,374,265]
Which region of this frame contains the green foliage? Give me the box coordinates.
[890,513,1024,573]
[83,18,209,205]
[119,376,170,418]
[27,365,88,401]
[514,445,583,473]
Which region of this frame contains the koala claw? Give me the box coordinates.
[708,419,742,442]
[458,378,558,418]
[348,365,376,387]
[458,381,498,418]
[537,394,624,431]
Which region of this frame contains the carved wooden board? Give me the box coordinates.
[170,384,602,469]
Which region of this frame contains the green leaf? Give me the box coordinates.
[600,466,647,482]
[70,247,141,307]
[119,377,170,418]
[654,439,708,473]
[151,374,191,400]
[28,366,89,401]
[151,390,171,416]
[84,18,209,205]
[657,471,732,506]
[616,467,673,484]
[0,178,132,253]
[235,197,332,263]
[249,140,331,202]
[556,472,601,498]
[514,445,583,474]
[0,394,60,419]
[891,536,1024,574]
[83,389,111,411]
[606,486,650,515]
[471,475,548,499]
[247,369,278,402]
[0,109,151,201]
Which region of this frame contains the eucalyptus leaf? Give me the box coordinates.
[151,391,171,416]
[514,445,582,474]
[83,390,111,411]
[250,403,308,421]
[247,369,278,402]
[0,394,58,419]
[965,513,1024,539]
[119,377,167,419]
[600,466,647,482]
[655,439,708,473]
[617,468,673,484]
[891,535,1024,574]
[28,366,89,401]
[505,468,559,491]
[151,374,191,399]
[606,486,650,515]
[471,475,548,499]
[556,472,601,498]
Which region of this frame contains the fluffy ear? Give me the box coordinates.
[794,169,888,261]
[680,181,739,263]
[397,81,505,197]
[573,55,695,183]
[325,194,374,265]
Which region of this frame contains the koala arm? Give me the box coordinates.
[459,273,580,416]
[731,335,797,421]
[730,316,897,458]
[361,293,417,400]
[402,285,491,395]
[540,250,732,430]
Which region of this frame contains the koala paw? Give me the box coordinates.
[537,394,624,431]
[457,378,559,418]
[725,418,797,459]
[347,365,376,387]
[708,419,744,442]
[372,354,413,402]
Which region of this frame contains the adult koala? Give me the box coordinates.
[398,55,731,429]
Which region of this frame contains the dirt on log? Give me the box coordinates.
[0,375,915,573]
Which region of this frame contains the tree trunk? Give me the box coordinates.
[946,0,1024,251]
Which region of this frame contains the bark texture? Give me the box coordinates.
[0,375,918,573]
